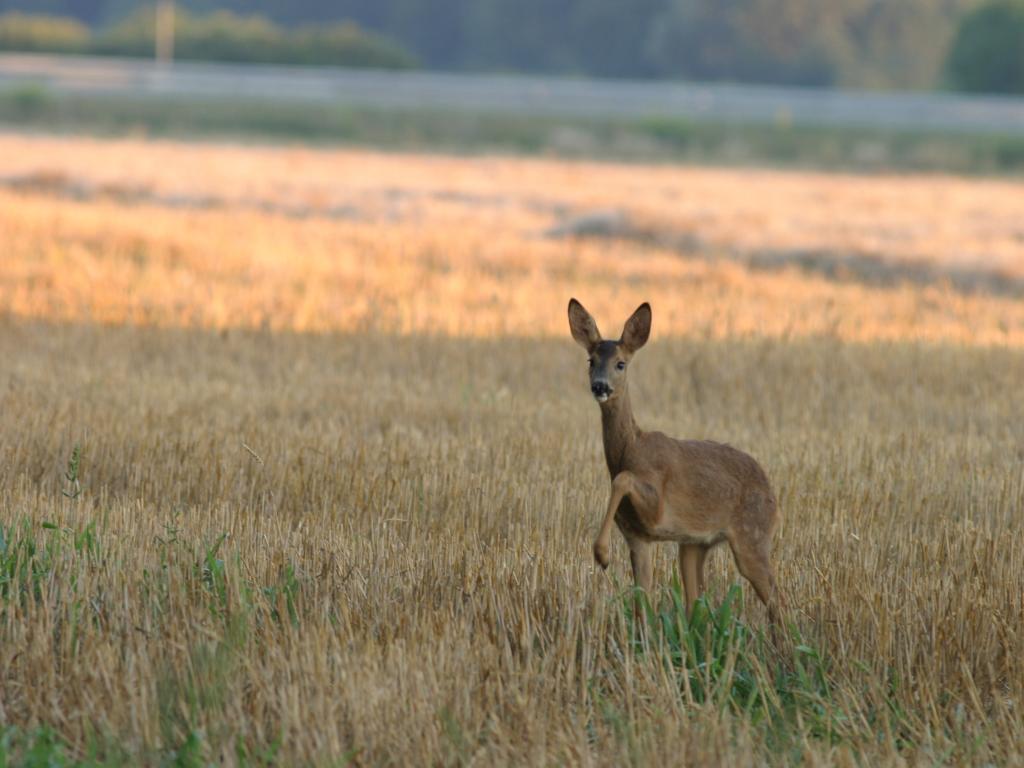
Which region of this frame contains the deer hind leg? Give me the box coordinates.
[727,536,782,627]
[678,544,709,615]
[593,471,661,569]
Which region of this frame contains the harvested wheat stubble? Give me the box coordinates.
[2,320,1023,765]
[2,134,1024,764]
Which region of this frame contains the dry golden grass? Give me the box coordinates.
[2,134,1024,765]
[2,133,1024,344]
[3,323,1024,765]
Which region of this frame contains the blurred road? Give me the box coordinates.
[2,53,1024,134]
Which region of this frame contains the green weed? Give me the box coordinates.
[627,582,843,743]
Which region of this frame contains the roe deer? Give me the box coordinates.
[568,299,782,623]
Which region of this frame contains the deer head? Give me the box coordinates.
[568,299,651,403]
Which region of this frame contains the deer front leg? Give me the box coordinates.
[593,471,661,568]
[593,472,632,568]
[629,540,654,593]
[628,540,654,630]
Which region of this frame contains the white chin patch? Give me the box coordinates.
[595,394,610,403]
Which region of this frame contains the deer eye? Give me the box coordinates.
[616,361,626,370]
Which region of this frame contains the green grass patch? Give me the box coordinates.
[0,519,100,606]
[623,582,850,749]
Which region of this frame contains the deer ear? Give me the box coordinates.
[568,298,601,351]
[621,302,651,352]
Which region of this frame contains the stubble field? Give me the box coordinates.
[2,133,1024,765]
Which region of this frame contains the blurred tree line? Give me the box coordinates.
[0,8,416,68]
[1,0,1022,92]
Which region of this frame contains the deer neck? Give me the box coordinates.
[600,386,639,476]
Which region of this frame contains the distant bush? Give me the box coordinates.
[93,9,416,69]
[287,23,418,69]
[947,0,1024,93]
[0,9,416,70]
[92,9,279,61]
[0,12,89,53]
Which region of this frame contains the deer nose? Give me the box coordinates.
[591,381,612,398]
